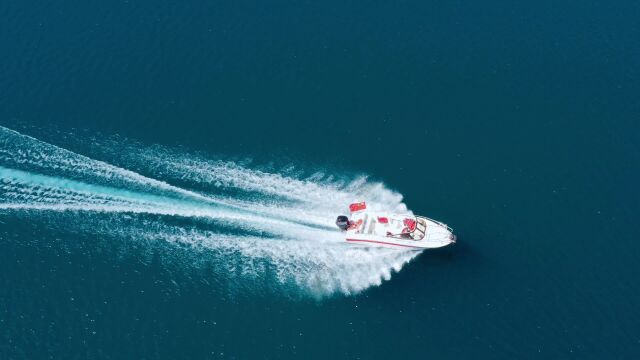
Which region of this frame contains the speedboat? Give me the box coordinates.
[335,202,456,250]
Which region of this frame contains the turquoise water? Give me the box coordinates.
[1,0,639,359]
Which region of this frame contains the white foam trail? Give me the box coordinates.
[165,230,421,296]
[0,126,215,203]
[0,166,334,241]
[137,147,408,212]
[0,126,421,296]
[81,140,410,228]
[42,216,420,296]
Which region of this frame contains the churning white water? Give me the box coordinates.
[0,126,420,296]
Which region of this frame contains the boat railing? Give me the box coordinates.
[417,216,454,233]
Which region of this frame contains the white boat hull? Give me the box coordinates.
[343,210,456,250]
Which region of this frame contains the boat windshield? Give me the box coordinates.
[411,217,427,240]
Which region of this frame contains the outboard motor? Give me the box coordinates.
[335,215,350,231]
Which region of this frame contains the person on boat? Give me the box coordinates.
[386,218,417,239]
[386,230,413,239]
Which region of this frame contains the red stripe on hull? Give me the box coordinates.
[346,238,423,249]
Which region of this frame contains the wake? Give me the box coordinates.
[0,126,420,297]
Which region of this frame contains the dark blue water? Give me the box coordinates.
[1,1,639,358]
